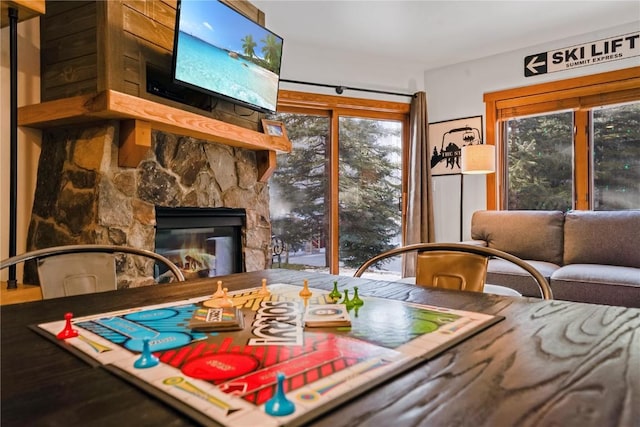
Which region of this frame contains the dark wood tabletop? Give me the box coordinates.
[2,269,639,427]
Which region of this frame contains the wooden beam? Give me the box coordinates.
[119,119,151,168]
[256,150,277,182]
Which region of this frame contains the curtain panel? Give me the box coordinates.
[403,91,435,277]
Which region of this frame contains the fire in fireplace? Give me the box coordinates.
[154,207,245,280]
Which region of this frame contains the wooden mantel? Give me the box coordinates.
[17,90,290,181]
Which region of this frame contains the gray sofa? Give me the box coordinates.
[469,210,640,308]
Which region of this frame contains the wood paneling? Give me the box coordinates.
[42,54,98,91]
[41,29,96,64]
[40,1,97,101]
[122,3,174,51]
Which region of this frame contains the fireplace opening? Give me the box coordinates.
[155,207,245,280]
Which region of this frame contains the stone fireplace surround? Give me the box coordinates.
[25,121,272,287]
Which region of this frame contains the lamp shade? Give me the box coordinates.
[461,144,495,174]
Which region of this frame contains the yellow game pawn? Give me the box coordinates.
[218,288,234,307]
[299,279,312,297]
[258,278,271,296]
[204,287,233,308]
[212,280,225,299]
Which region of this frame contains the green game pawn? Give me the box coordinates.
[340,289,354,309]
[351,286,364,306]
[353,305,360,318]
[328,281,341,303]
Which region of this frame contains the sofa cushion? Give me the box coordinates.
[551,264,640,308]
[564,210,640,268]
[486,259,560,298]
[471,210,565,265]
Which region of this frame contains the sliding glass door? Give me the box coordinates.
[268,92,409,276]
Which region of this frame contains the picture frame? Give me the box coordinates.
[261,119,287,138]
[428,116,483,176]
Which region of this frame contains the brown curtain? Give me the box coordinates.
[402,91,435,277]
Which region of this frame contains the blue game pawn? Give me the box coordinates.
[134,338,159,369]
[265,372,295,416]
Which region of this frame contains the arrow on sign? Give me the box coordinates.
[524,53,547,77]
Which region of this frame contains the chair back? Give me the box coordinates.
[354,242,552,300]
[416,250,488,292]
[1,244,185,299]
[37,253,117,299]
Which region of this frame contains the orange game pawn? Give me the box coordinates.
[204,288,233,308]
[212,280,225,299]
[258,278,271,296]
[299,279,312,297]
[218,288,234,307]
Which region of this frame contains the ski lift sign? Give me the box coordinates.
[524,32,639,77]
[428,116,483,176]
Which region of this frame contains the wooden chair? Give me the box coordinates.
[354,243,553,299]
[1,244,185,299]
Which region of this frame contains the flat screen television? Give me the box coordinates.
[171,0,283,114]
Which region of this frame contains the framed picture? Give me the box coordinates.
[261,119,287,138]
[428,116,483,176]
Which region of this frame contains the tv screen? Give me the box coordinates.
[172,0,283,113]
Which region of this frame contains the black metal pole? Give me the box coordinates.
[7,7,19,289]
[459,174,464,242]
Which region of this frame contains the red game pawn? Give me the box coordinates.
[56,312,79,340]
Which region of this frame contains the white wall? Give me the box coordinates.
[1,17,41,282]
[279,40,426,100]
[425,22,639,241]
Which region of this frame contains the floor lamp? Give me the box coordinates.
[460,144,496,240]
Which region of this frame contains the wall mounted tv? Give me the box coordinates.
[172,0,284,114]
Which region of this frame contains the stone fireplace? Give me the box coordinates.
[25,121,272,287]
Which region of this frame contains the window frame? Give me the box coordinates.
[276,90,411,274]
[484,67,640,210]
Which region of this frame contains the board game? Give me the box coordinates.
[34,283,503,427]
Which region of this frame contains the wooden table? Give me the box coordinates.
[2,269,638,426]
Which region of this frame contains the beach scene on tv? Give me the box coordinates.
[174,0,283,112]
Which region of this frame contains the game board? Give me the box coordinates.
[34,283,503,427]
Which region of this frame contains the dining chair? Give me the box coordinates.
[353,242,553,300]
[1,244,185,299]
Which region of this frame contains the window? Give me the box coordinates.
[592,102,640,209]
[485,67,640,210]
[505,111,574,210]
[268,91,410,275]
